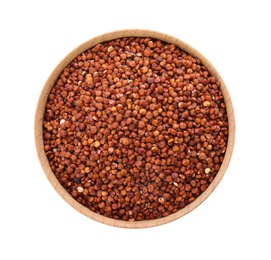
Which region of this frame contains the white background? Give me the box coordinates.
[1,0,270,259]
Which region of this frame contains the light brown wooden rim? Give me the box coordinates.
[34,29,235,228]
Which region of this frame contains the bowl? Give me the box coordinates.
[34,29,235,228]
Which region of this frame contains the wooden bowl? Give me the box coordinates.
[34,29,235,228]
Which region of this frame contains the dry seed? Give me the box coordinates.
[43,37,228,221]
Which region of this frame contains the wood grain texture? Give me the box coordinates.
[34,29,235,228]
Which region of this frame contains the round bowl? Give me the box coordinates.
[34,29,235,228]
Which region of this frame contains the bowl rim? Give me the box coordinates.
[34,29,235,228]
